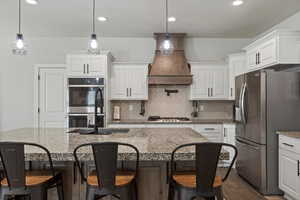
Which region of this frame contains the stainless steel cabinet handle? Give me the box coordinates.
[130,88,132,96]
[282,143,294,148]
[83,64,86,74]
[87,64,90,74]
[256,53,258,65]
[258,53,260,64]
[231,88,233,97]
[208,88,210,97]
[297,160,300,176]
[126,88,129,97]
[211,88,213,97]
[224,128,226,137]
[204,128,215,131]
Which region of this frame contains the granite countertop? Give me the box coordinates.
[276,131,300,139]
[109,119,235,125]
[0,128,228,161]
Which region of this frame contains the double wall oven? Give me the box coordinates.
[68,78,105,128]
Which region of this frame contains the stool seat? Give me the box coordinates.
[0,171,56,186]
[87,171,135,186]
[173,172,223,188]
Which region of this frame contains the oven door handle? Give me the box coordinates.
[68,113,105,116]
[68,85,104,88]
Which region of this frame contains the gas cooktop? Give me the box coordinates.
[147,116,191,123]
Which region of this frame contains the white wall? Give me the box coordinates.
[256,10,300,39]
[0,36,250,131]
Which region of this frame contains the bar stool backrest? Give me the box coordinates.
[0,142,55,189]
[195,143,222,195]
[171,142,238,197]
[73,142,139,191]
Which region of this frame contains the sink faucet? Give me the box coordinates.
[94,87,104,133]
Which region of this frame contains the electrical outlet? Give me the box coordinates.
[129,105,133,111]
[200,105,204,111]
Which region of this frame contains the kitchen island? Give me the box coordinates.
[0,128,228,200]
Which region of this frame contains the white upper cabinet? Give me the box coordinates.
[110,63,148,100]
[66,54,107,76]
[244,30,300,72]
[228,53,246,100]
[190,63,228,100]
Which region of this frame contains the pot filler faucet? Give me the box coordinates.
[94,87,104,133]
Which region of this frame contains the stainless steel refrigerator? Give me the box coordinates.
[235,69,300,195]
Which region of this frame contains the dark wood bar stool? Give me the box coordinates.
[168,142,238,200]
[73,142,139,200]
[0,142,64,200]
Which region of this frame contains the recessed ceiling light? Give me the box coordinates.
[232,0,244,6]
[26,0,39,5]
[97,16,108,22]
[168,17,176,22]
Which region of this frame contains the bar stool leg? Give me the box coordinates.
[216,186,224,200]
[168,184,174,200]
[56,183,64,200]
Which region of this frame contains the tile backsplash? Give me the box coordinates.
[111,86,234,120]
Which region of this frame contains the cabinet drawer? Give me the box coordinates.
[193,124,222,133]
[279,135,300,154]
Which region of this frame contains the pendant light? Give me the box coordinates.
[88,0,100,54]
[13,0,27,55]
[159,0,174,55]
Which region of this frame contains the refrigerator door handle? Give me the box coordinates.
[240,83,247,124]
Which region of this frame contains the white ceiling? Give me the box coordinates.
[1,0,300,38]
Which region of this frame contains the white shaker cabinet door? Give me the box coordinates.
[67,55,87,75]
[110,63,148,100]
[88,55,106,76]
[126,65,148,100]
[279,149,300,200]
[210,67,228,99]
[110,66,129,99]
[190,66,211,99]
[259,38,277,67]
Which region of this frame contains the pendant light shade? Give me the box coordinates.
[13,0,27,55]
[159,0,174,55]
[88,0,100,54]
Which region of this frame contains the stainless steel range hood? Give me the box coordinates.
[148,33,192,85]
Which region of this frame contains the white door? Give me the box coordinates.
[127,65,148,100]
[259,38,277,67]
[279,149,300,199]
[191,66,211,99]
[110,66,129,99]
[211,66,228,99]
[39,68,66,128]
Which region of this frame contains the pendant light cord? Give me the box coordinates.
[18,0,21,34]
[92,0,95,34]
[165,0,168,34]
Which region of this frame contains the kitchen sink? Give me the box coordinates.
[68,128,130,135]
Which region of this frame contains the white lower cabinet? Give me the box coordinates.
[192,124,223,142]
[223,124,236,167]
[279,135,300,200]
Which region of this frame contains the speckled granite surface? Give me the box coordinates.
[109,119,235,125]
[0,128,229,161]
[276,131,300,139]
